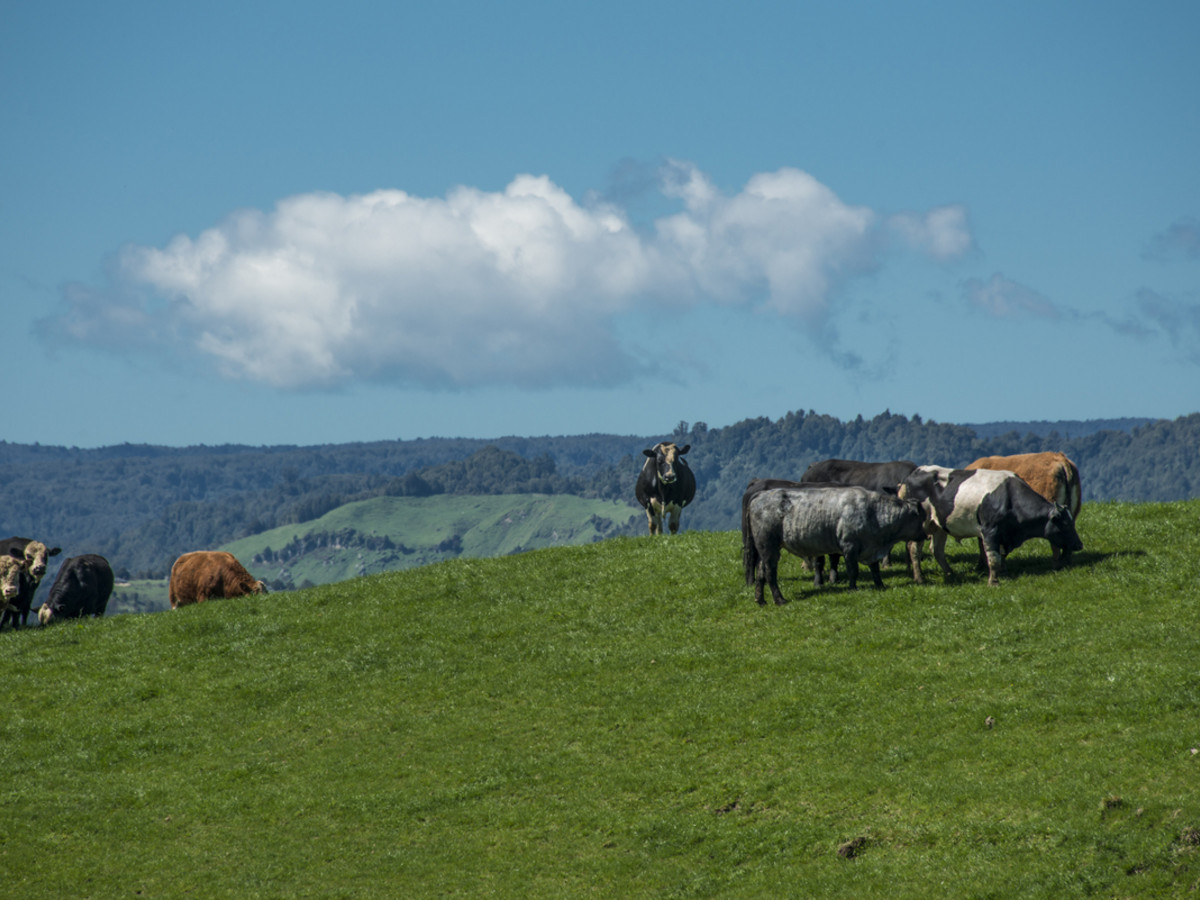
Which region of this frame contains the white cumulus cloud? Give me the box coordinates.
[45,161,973,389]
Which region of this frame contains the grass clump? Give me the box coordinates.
[3,499,1200,897]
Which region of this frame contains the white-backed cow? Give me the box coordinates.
[37,554,114,624]
[169,551,268,609]
[635,442,696,535]
[743,485,927,605]
[0,537,62,629]
[965,451,1082,566]
[899,466,1083,586]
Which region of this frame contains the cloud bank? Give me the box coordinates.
[44,161,972,389]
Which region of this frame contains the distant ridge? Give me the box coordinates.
[961,417,1157,440]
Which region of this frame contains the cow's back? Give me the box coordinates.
[966,452,1081,517]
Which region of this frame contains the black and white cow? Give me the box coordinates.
[37,554,114,625]
[799,459,918,496]
[0,537,62,629]
[635,442,696,535]
[743,485,927,605]
[898,466,1083,585]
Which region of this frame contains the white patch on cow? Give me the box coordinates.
[944,469,1015,538]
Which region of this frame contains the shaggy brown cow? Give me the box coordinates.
[965,451,1082,566]
[169,551,268,609]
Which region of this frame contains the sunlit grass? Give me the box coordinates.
[2,500,1199,897]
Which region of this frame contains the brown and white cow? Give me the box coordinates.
[0,555,25,616]
[965,451,1082,566]
[168,551,268,609]
[0,537,62,629]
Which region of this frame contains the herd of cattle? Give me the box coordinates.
[0,544,268,630]
[636,443,1084,606]
[1,444,1081,628]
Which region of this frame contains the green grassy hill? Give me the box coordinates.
[5,500,1200,897]
[107,493,641,614]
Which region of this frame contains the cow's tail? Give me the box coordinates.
[742,503,759,587]
[1062,458,1082,519]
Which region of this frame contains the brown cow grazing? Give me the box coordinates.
[965,451,1082,566]
[169,551,268,609]
[0,537,62,629]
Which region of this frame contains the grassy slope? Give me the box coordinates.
[224,493,641,585]
[106,494,641,614]
[3,500,1200,897]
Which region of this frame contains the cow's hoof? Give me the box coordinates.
[774,598,790,606]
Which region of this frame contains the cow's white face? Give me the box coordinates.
[23,541,60,581]
[0,556,22,605]
[647,442,689,485]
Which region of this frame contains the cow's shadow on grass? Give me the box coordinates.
[769,545,1140,599]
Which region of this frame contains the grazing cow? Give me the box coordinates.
[635,442,696,535]
[37,554,114,624]
[799,459,918,496]
[899,466,1083,586]
[0,555,25,616]
[0,537,62,630]
[169,551,268,609]
[744,485,927,605]
[965,452,1082,566]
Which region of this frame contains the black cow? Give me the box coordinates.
[635,442,696,535]
[744,485,927,605]
[0,537,62,629]
[37,554,114,625]
[898,466,1083,585]
[799,458,918,496]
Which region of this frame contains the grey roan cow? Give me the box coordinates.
[744,485,927,605]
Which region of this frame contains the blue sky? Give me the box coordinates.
[3,1,1197,448]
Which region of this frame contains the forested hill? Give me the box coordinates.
[2,411,1197,579]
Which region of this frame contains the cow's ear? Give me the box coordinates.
[48,547,62,557]
[678,444,691,454]
[643,449,656,458]
[7,547,23,561]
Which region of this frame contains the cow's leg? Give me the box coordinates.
[981,536,1004,586]
[812,557,824,588]
[828,553,840,583]
[907,540,924,584]
[645,500,663,535]
[1051,544,1065,568]
[844,552,859,590]
[666,503,682,535]
[867,561,884,589]
[765,551,787,605]
[931,532,954,578]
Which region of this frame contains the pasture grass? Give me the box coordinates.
[3,499,1199,897]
